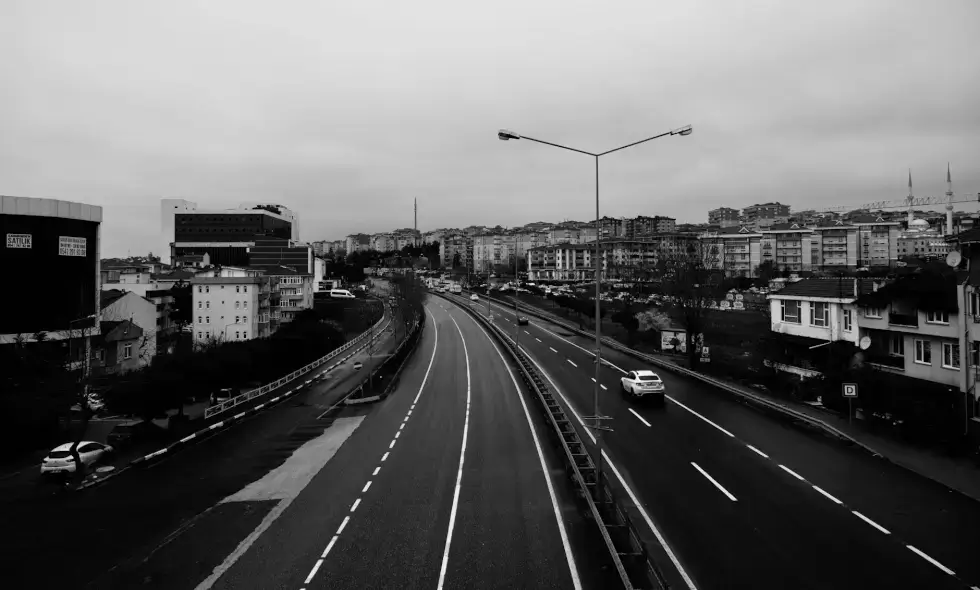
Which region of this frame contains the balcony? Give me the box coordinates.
[888,312,919,328]
[867,354,905,370]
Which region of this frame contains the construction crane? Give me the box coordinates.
[816,193,980,214]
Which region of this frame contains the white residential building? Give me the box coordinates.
[191,273,272,345]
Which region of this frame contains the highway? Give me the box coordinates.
[203,299,596,589]
[451,292,980,590]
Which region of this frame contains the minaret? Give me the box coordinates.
[906,170,915,226]
[945,163,954,236]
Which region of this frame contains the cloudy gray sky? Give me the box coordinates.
[2,0,979,256]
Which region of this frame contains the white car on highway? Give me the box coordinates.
[470,294,479,301]
[40,441,113,474]
[620,370,666,405]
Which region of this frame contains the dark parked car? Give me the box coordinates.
[107,420,167,449]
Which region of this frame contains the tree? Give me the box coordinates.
[655,241,723,367]
[451,252,463,269]
[612,309,640,345]
[168,279,193,354]
[756,260,777,283]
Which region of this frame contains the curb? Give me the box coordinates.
[75,317,398,491]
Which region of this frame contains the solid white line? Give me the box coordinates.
[852,511,891,534]
[691,462,738,502]
[362,481,372,493]
[907,545,956,576]
[460,303,583,589]
[629,408,652,427]
[381,452,389,462]
[321,535,339,558]
[336,516,350,535]
[550,347,558,353]
[666,395,736,438]
[372,466,380,476]
[567,359,578,367]
[437,314,474,589]
[413,311,440,405]
[507,332,697,590]
[746,445,769,459]
[779,464,806,481]
[812,485,842,504]
[304,559,323,584]
[350,498,361,512]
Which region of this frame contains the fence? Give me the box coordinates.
[204,306,390,420]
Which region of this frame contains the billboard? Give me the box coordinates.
[0,213,99,335]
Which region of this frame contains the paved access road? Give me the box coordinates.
[0,309,403,589]
[452,293,980,590]
[204,299,602,589]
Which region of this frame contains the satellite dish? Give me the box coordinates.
[859,336,871,350]
[946,250,962,268]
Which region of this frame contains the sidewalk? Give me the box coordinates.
[498,293,980,503]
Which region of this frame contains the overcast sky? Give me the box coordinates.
[2,1,979,256]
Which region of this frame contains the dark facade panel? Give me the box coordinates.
[173,245,249,267]
[174,213,291,243]
[1,214,99,335]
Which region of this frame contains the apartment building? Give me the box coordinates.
[344,234,371,254]
[265,268,314,326]
[700,226,763,277]
[191,267,272,345]
[742,202,791,231]
[440,235,471,269]
[526,243,595,281]
[762,223,813,273]
[526,234,700,281]
[370,233,397,252]
[548,226,583,245]
[598,216,626,239]
[625,215,676,237]
[708,207,741,228]
[472,233,514,272]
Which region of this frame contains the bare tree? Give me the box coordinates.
[654,241,724,367]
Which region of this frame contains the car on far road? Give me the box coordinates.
[40,441,113,474]
[517,316,529,326]
[470,294,479,301]
[620,370,666,405]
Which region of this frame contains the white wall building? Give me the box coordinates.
[191,273,271,345]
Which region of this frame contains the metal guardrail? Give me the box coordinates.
[438,291,663,590]
[204,305,389,420]
[470,289,883,456]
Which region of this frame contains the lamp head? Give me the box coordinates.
[671,124,693,137]
[498,129,521,141]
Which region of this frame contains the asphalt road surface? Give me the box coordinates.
[203,299,597,589]
[0,308,403,589]
[451,292,980,590]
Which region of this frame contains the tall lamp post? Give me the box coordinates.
[498,124,693,488]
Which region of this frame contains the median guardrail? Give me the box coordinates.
[204,303,388,420]
[465,289,883,458]
[436,291,664,590]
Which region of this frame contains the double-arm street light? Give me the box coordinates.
[498,124,693,488]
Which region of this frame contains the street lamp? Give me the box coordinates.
[498,123,692,489]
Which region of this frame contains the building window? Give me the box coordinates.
[236,286,241,293]
[865,307,882,318]
[843,309,852,332]
[971,292,980,317]
[914,339,931,365]
[206,301,210,309]
[926,310,949,324]
[971,342,980,368]
[206,286,210,293]
[780,300,800,323]
[123,344,132,359]
[243,331,248,339]
[235,331,240,340]
[810,302,829,327]
[890,335,904,356]
[206,316,210,324]
[236,316,240,323]
[235,301,240,309]
[243,301,248,309]
[942,342,960,369]
[243,315,248,323]
[198,331,203,339]
[198,301,202,309]
[243,286,248,293]
[198,316,202,324]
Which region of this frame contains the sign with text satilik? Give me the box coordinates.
[6,233,32,249]
[59,236,87,257]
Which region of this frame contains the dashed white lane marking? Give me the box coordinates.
[812,485,843,505]
[600,384,607,390]
[591,377,596,382]
[628,408,652,427]
[567,359,577,367]
[550,347,558,353]
[336,516,350,534]
[389,440,396,449]
[506,332,697,590]
[524,330,531,335]
[691,462,738,502]
[395,431,401,439]
[362,481,372,493]
[907,545,956,576]
[665,395,736,438]
[381,452,389,462]
[779,464,806,481]
[458,301,583,589]
[321,535,339,558]
[350,498,361,512]
[304,560,323,584]
[746,445,769,459]
[372,466,380,476]
[853,511,891,534]
[437,314,474,589]
[535,337,542,342]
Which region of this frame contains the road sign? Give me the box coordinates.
[842,383,858,398]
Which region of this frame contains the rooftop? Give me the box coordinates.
[771,278,883,300]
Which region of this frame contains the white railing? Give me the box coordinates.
[204,307,388,420]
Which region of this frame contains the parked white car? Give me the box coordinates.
[620,370,666,405]
[40,441,113,474]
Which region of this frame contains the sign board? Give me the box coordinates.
[726,293,735,301]
[59,236,87,257]
[720,300,731,309]
[842,383,858,398]
[732,301,745,310]
[6,233,32,249]
[735,294,744,301]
